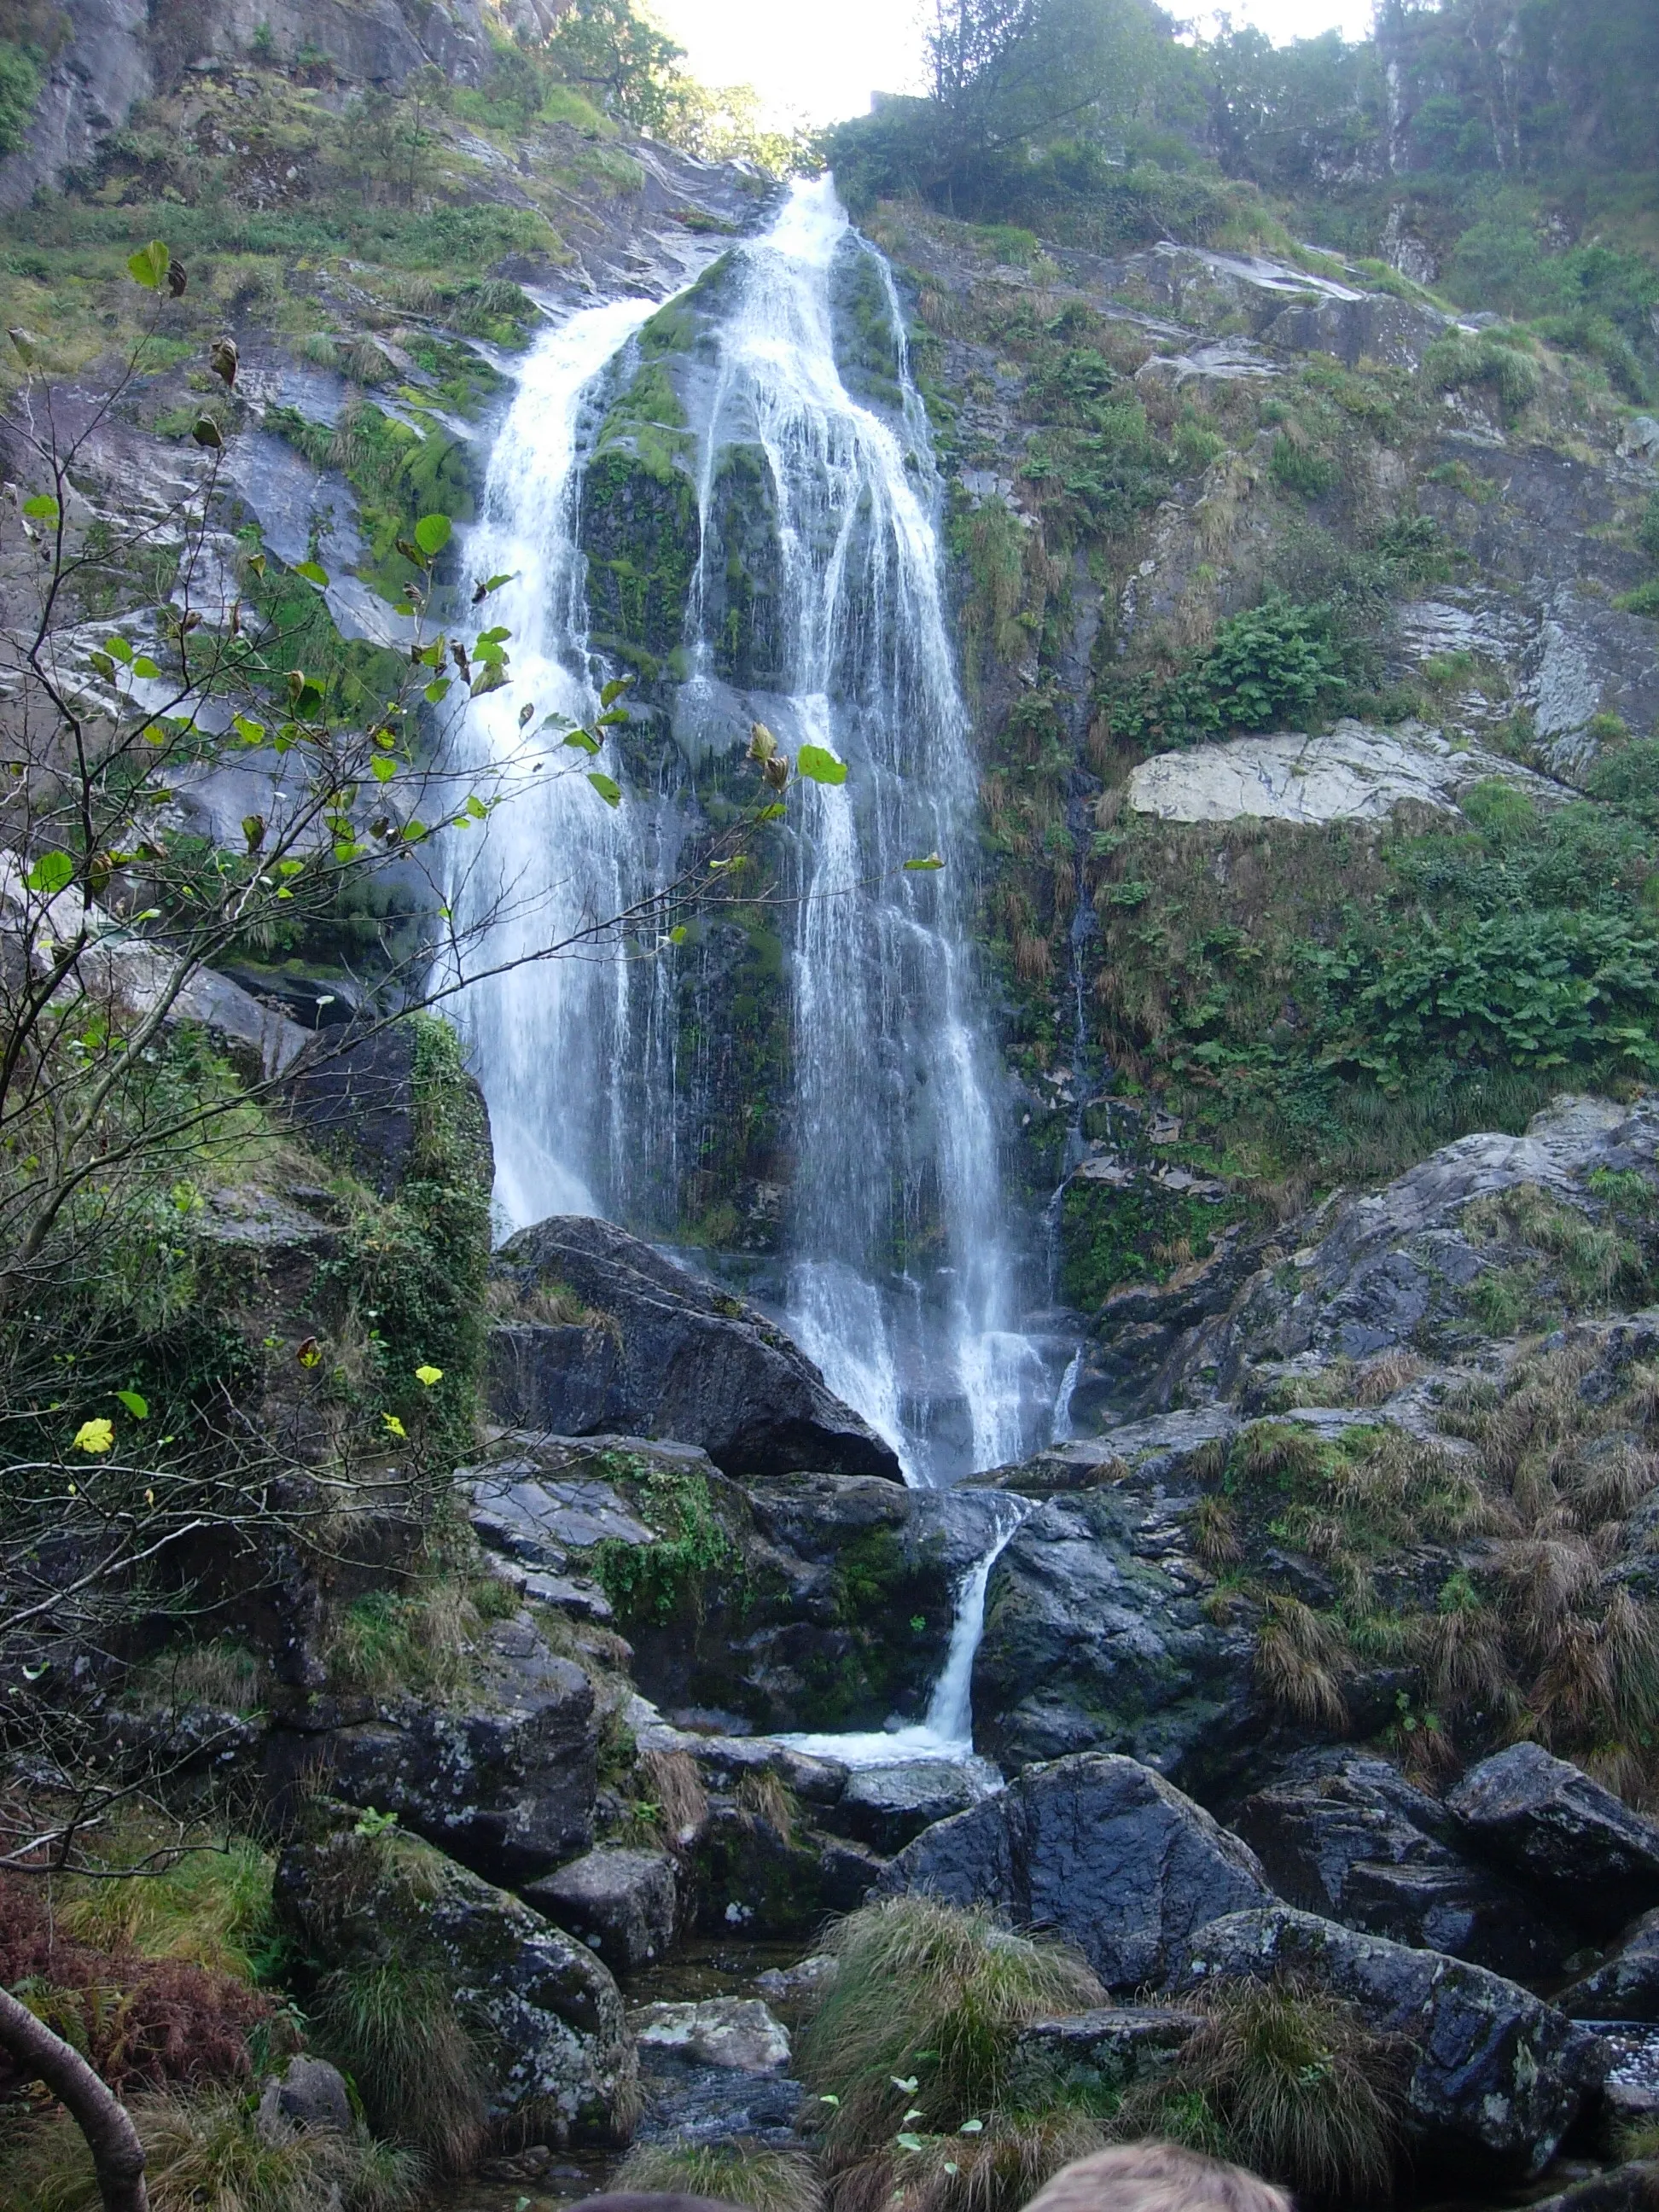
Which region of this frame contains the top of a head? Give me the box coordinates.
[1020,2144,1295,2212]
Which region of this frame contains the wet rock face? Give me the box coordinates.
[629,1997,802,2147]
[269,1614,599,1885]
[1448,1742,1659,1939]
[876,1751,1273,1988]
[970,1469,1256,1779]
[486,1214,903,1481]
[1172,1905,1606,2180]
[1233,1753,1569,1981]
[275,1828,638,2145]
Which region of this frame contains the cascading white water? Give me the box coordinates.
[777,1495,1031,1767]
[457,181,1066,1490]
[675,178,1054,1484]
[451,189,1065,1765]
[446,294,670,1233]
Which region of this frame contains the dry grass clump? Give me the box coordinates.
[311,1958,487,2174]
[1254,1595,1350,1731]
[0,2089,419,2212]
[1421,1340,1659,1793]
[1126,1977,1407,2204]
[798,1897,1104,2172]
[614,2141,825,2212]
[638,1745,709,1848]
[833,2109,1109,2212]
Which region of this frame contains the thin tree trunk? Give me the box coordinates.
[0,1984,148,2212]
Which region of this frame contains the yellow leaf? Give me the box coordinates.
[414,1364,443,1387]
[382,1412,407,1439]
[73,1417,114,1454]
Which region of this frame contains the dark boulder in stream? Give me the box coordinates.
[876,1750,1272,1986]
[486,1214,904,1481]
[1233,1750,1569,1980]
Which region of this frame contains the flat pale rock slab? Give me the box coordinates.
[1125,719,1558,826]
[630,1996,790,2073]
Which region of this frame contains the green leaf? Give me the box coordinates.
[233,714,265,747]
[126,240,171,292]
[587,771,622,808]
[905,852,945,870]
[424,677,452,704]
[370,754,397,783]
[895,2135,926,2154]
[465,793,488,819]
[413,512,452,559]
[22,494,58,524]
[797,743,847,785]
[599,675,632,707]
[563,729,601,756]
[89,650,115,679]
[595,707,629,727]
[104,635,133,665]
[26,852,73,895]
[131,657,161,680]
[754,802,786,822]
[294,560,329,587]
[470,665,508,699]
[115,1389,149,1420]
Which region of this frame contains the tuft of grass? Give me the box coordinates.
[797,1896,1104,2168]
[831,2109,1109,2212]
[1254,1595,1350,1731]
[57,1841,273,1984]
[311,1959,486,2174]
[1126,1977,1407,2203]
[614,2141,824,2212]
[0,2088,420,2212]
[323,1575,515,1698]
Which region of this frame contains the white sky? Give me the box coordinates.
[650,0,1378,131]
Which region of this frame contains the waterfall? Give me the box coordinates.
[447,294,672,1233]
[777,1495,1031,1768]
[675,178,1053,1484]
[453,179,1067,1488]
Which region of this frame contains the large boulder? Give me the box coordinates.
[1447,1743,1659,1938]
[1150,1097,1659,1405]
[524,1848,678,1971]
[628,1998,802,2148]
[969,1450,1256,1779]
[486,1215,903,1481]
[268,1613,598,1885]
[876,1752,1273,1988]
[274,1827,637,2145]
[1172,1906,1606,2179]
[1233,1753,1568,1981]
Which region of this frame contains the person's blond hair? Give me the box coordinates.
[1022,2143,1293,2212]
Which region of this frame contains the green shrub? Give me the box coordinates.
[590,1458,736,1624]
[1270,434,1338,499]
[614,2143,824,2212]
[0,2089,418,2212]
[1425,330,1540,422]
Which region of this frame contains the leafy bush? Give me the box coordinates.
[1109,597,1348,750]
